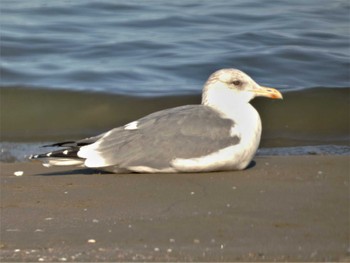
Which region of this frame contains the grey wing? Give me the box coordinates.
[80,105,240,169]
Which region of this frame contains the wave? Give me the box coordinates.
[1,86,349,148]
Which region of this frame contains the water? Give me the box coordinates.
[1,0,349,161]
[1,0,349,94]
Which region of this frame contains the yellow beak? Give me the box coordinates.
[253,85,283,99]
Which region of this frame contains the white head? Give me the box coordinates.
[202,68,282,108]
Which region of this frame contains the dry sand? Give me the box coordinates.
[0,155,349,262]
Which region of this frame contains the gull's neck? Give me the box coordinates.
[201,84,252,119]
[202,83,262,170]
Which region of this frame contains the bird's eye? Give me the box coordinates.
[232,80,242,86]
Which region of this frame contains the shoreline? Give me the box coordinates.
[1,155,349,261]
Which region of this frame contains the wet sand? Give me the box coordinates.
[1,156,349,262]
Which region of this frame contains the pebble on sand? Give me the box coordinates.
[14,171,24,176]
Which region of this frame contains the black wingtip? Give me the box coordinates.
[29,154,40,160]
[42,141,76,148]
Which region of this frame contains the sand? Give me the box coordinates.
[0,155,349,262]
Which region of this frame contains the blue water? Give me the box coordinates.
[1,0,349,96]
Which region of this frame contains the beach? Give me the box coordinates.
[1,155,349,262]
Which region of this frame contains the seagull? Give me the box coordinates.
[30,68,282,173]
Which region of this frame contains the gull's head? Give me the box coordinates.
[202,68,283,107]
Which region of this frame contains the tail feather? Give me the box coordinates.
[30,135,102,168]
[30,146,85,167]
[41,158,85,167]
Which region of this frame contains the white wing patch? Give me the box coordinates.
[84,154,108,168]
[229,125,240,138]
[79,120,139,168]
[124,121,138,130]
[77,130,113,167]
[78,142,108,167]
